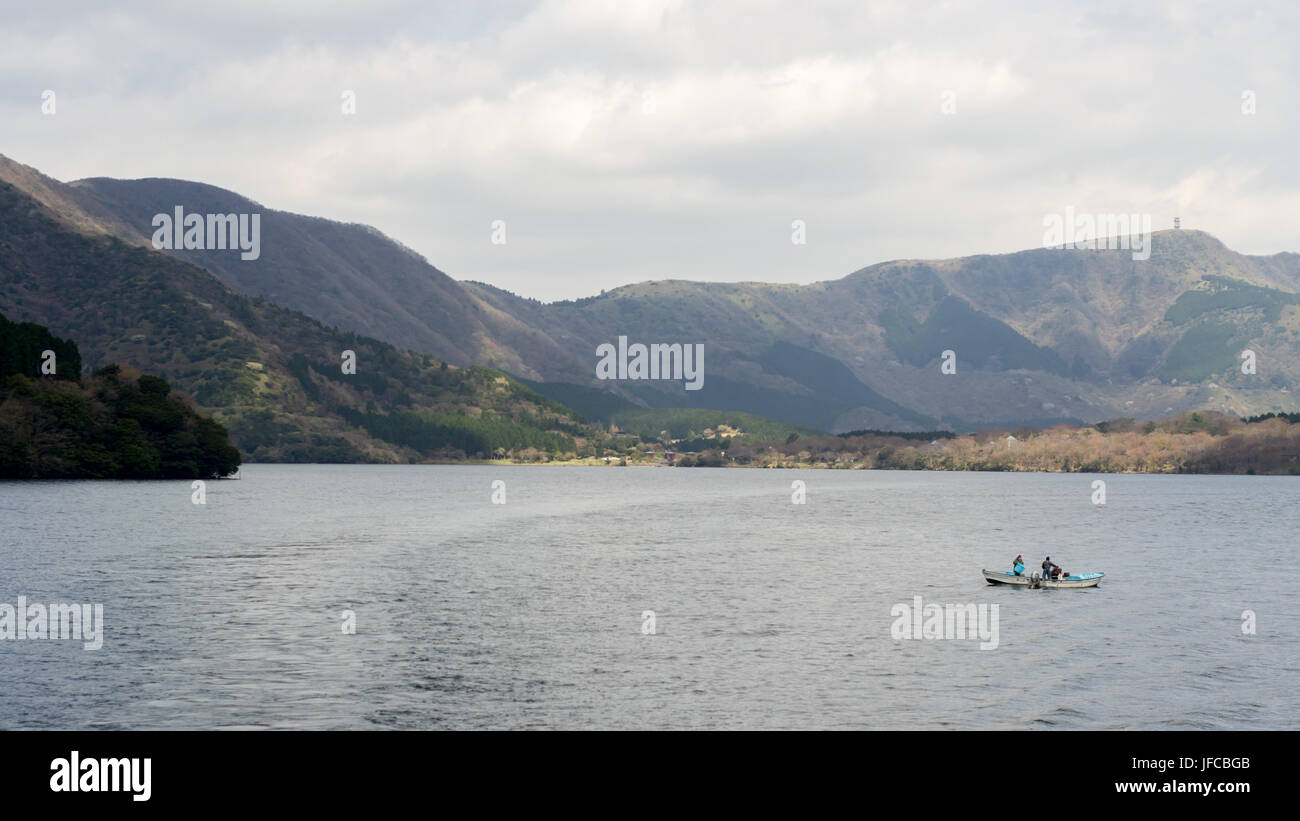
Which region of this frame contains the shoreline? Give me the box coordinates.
[226,459,1297,476]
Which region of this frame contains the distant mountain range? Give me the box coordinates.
[4,152,1299,441]
[467,234,1300,430]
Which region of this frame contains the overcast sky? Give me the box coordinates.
[4,1,1299,301]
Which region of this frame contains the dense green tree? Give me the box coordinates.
[0,315,81,380]
[0,318,241,479]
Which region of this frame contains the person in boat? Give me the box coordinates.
[1012,554,1025,575]
[1042,556,1062,578]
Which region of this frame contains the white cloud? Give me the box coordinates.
[2,0,1298,300]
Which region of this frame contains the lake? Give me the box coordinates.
[1,465,1296,729]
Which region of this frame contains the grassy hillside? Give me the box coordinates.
[880,295,1070,375]
[0,179,602,463]
[515,377,640,423]
[468,235,1300,429]
[606,406,817,445]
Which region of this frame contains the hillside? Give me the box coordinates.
[55,167,582,379]
[464,233,1300,430]
[0,176,604,463]
[1,317,241,479]
[5,153,1300,434]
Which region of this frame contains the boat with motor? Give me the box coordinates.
[982,569,1104,589]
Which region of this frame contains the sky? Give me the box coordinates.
[3,0,1299,301]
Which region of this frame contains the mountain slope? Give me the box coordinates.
[466,232,1300,429]
[6,153,1300,432]
[0,174,600,462]
[59,170,580,379]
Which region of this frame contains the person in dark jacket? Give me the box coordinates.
[1012,554,1026,575]
[1042,556,1062,578]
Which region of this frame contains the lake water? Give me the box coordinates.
[1,465,1296,730]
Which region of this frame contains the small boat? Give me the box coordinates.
[982,569,1104,589]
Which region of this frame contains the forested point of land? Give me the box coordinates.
[1,316,241,479]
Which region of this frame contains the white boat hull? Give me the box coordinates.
[982,569,1103,589]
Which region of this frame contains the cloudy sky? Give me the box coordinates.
[3,1,1298,300]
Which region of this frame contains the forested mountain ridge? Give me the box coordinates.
[5,152,1300,434]
[0,174,603,463]
[465,233,1300,430]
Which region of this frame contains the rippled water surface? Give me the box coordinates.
[2,465,1297,729]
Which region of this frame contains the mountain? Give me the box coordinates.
[466,233,1300,430]
[0,160,605,463]
[54,170,579,379]
[6,152,1300,434]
